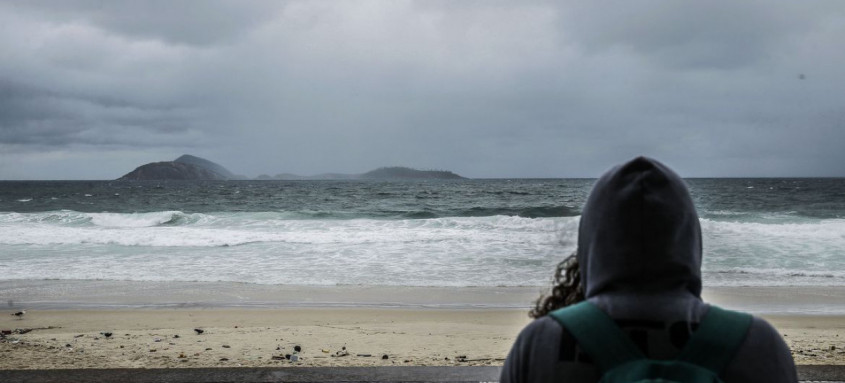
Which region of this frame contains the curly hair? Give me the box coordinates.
[529,253,585,318]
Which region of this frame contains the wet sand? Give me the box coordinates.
[0,308,529,369]
[2,308,845,369]
[2,282,845,368]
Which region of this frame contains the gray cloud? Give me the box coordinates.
[1,0,844,179]
[8,0,285,46]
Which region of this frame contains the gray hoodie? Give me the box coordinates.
[501,157,797,382]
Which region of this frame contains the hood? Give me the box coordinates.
[577,157,702,299]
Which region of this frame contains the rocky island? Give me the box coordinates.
[359,167,464,180]
[118,155,466,180]
[118,155,242,181]
[271,167,465,180]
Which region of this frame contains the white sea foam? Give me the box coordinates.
[88,211,184,227]
[0,211,576,286]
[1,211,844,287]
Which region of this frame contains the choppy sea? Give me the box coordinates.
[1,178,844,288]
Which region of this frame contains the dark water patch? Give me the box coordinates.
[458,205,577,218]
[3,178,843,221]
[402,211,439,219]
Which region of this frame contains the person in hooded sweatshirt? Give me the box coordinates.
[501,157,797,382]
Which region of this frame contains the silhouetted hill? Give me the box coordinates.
[118,155,239,180]
[174,154,239,179]
[360,167,465,180]
[273,167,465,180]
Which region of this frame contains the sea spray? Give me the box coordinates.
[1,178,844,287]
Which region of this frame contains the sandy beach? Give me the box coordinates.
[3,310,845,369]
[3,283,845,369]
[0,308,529,369]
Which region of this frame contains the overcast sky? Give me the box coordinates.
[1,1,844,179]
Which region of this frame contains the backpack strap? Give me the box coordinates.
[676,305,752,375]
[549,302,753,376]
[549,301,645,372]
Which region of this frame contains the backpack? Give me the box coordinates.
[549,301,752,383]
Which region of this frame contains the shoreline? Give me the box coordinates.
[5,279,845,315]
[1,308,530,369]
[2,307,845,369]
[5,280,845,368]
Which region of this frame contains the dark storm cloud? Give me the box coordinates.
[553,1,831,69]
[1,0,844,179]
[9,0,285,46]
[0,79,201,147]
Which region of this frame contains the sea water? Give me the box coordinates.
[1,178,844,288]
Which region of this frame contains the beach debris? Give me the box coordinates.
[74,334,84,338]
[154,337,162,342]
[382,354,389,360]
[100,332,113,339]
[290,354,299,362]
[294,345,302,352]
[14,328,32,335]
[222,344,231,348]
[333,350,349,357]
[205,347,213,351]
[831,345,837,351]
[456,355,468,362]
[322,349,330,353]
[219,358,229,362]
[194,328,205,335]
[10,310,26,319]
[1,330,11,335]
[173,335,180,339]
[272,355,285,361]
[65,343,72,348]
[149,349,157,352]
[357,353,372,357]
[285,354,292,360]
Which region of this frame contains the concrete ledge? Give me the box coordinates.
[0,365,841,383]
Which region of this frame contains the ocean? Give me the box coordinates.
[1,178,844,290]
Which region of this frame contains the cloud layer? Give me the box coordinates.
[2,0,844,179]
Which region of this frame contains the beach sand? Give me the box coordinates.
[3,284,845,369]
[0,308,529,369]
[2,308,845,369]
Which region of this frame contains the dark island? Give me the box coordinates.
[271,167,465,180]
[118,155,243,181]
[118,155,466,180]
[359,167,464,180]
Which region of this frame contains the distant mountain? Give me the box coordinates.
[118,155,240,180]
[174,154,241,179]
[273,167,465,180]
[360,167,464,180]
[119,158,465,181]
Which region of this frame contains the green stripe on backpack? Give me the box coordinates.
[549,302,752,383]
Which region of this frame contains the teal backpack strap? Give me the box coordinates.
[549,301,645,372]
[676,305,753,374]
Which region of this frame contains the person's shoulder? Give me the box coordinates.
[512,315,563,348]
[723,314,798,383]
[745,315,790,352]
[502,316,565,383]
